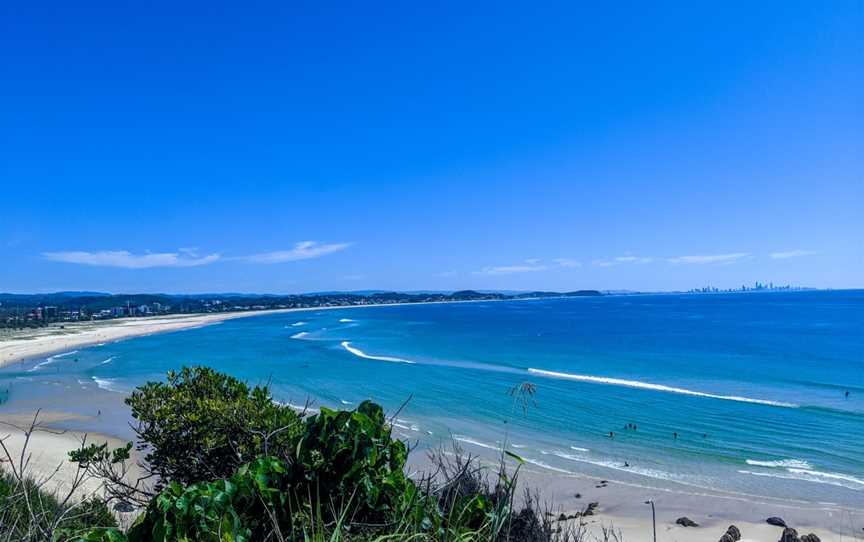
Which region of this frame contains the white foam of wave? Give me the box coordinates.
[511,444,526,449]
[453,435,500,451]
[28,360,55,372]
[739,469,864,491]
[92,376,123,393]
[339,318,355,323]
[570,445,590,452]
[99,357,115,366]
[746,458,812,469]
[341,342,415,364]
[291,332,310,339]
[393,418,421,432]
[51,350,78,359]
[290,321,306,327]
[788,468,864,487]
[279,401,320,414]
[28,350,79,372]
[550,450,685,484]
[340,399,352,405]
[528,368,798,408]
[522,457,574,475]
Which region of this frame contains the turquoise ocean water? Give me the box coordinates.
[2,291,862,508]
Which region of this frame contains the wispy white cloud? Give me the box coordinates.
[592,256,653,267]
[43,250,220,269]
[474,264,548,275]
[770,249,817,260]
[241,241,351,264]
[667,253,750,265]
[474,256,584,275]
[553,258,582,268]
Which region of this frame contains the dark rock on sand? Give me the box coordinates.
[779,527,799,542]
[800,535,821,542]
[767,517,788,527]
[582,502,599,516]
[676,517,699,527]
[718,525,741,542]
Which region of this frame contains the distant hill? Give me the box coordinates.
[0,289,603,327]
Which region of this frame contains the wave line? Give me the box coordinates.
[340,342,415,364]
[527,368,798,408]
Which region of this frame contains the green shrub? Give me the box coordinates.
[121,401,426,541]
[291,400,418,523]
[125,366,303,487]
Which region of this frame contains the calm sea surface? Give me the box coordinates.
[2,291,863,507]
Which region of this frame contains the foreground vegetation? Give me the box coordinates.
[1,367,607,542]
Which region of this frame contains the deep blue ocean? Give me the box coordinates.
[2,291,862,507]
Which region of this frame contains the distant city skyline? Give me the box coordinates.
[2,2,861,293]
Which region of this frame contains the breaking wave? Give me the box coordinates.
[340,342,415,364]
[92,376,123,393]
[27,350,79,372]
[453,435,499,451]
[527,368,798,408]
[746,458,812,469]
[739,468,864,491]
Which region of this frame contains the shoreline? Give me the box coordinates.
[405,450,863,542]
[0,299,515,368]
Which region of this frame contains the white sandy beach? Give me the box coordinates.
[405,450,863,541]
[538,471,860,542]
[0,410,142,501]
[0,299,516,369]
[0,310,302,368]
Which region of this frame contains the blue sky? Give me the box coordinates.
[1,2,861,293]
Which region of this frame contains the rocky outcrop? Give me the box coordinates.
[779,527,799,542]
[676,517,699,527]
[800,535,820,542]
[767,517,788,527]
[718,525,741,542]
